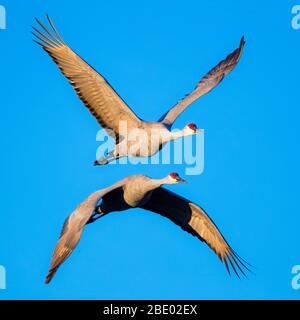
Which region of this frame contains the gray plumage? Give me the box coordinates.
[45,173,250,284]
[33,16,245,165]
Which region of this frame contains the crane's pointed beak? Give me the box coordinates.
[196,129,203,135]
[177,177,188,184]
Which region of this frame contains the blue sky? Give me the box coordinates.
[0,0,300,299]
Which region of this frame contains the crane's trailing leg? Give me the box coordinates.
[94,151,120,166]
[94,157,109,165]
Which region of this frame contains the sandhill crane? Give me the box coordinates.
[45,173,250,284]
[33,16,245,165]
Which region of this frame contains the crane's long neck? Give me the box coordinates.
[167,130,185,142]
[148,177,173,190]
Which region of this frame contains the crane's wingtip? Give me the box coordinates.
[240,36,246,46]
[45,267,58,284]
[45,274,53,285]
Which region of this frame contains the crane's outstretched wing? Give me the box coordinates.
[33,15,141,142]
[140,187,250,277]
[160,37,245,126]
[45,180,126,284]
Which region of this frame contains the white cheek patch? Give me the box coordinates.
[169,176,178,182]
[187,127,196,134]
